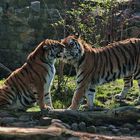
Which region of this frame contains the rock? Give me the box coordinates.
[31,1,40,12]
[106,131,113,135]
[8,122,31,127]
[0,111,14,117]
[51,122,66,129]
[130,26,140,38]
[120,128,130,134]
[112,128,119,134]
[107,124,116,131]
[19,115,31,122]
[87,126,96,133]
[0,6,3,15]
[62,123,71,129]
[130,130,137,136]
[0,117,2,125]
[133,12,140,17]
[134,132,140,137]
[1,117,18,124]
[39,117,52,126]
[68,137,79,140]
[123,9,132,18]
[52,119,71,129]
[97,126,107,133]
[78,122,86,131]
[71,123,78,131]
[95,119,102,126]
[136,131,140,137]
[28,121,39,127]
[136,124,140,130]
[7,120,38,127]
[122,123,134,130]
[51,119,62,123]
[116,131,122,136]
[132,0,140,9]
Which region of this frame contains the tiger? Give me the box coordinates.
[61,35,140,110]
[0,39,64,111]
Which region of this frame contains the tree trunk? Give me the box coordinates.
[57,60,64,91]
[46,105,140,125]
[0,126,139,140]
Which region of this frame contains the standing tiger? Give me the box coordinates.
[61,35,140,110]
[0,39,64,111]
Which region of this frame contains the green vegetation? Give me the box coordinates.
[0,79,4,86]
[53,0,120,46]
[0,77,139,112]
[53,76,139,109]
[55,77,139,110]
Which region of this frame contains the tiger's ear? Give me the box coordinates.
[43,45,50,50]
[74,32,81,39]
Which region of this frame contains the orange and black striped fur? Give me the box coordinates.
[0,39,64,111]
[62,35,140,110]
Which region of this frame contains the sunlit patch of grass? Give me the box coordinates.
[105,98,119,109]
[28,78,139,111]
[0,79,5,87]
[27,105,40,112]
[95,79,139,109]
[53,100,66,109]
[94,100,105,108]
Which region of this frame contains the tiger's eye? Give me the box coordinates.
[69,41,74,47]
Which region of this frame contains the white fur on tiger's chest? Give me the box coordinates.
[44,64,55,93]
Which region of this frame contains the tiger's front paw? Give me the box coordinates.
[46,106,54,111]
[80,104,94,111]
[41,105,54,112]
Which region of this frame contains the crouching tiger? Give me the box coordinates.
[61,35,140,110]
[0,39,64,111]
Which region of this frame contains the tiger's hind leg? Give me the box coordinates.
[115,76,133,101]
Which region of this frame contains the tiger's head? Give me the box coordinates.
[61,35,85,65]
[43,39,65,61]
[28,39,65,63]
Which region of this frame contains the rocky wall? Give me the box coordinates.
[0,0,64,78]
[0,0,139,78]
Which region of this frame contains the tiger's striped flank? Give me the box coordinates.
[62,35,140,110]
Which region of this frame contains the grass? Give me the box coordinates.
[0,77,139,112]
[0,79,5,87]
[51,77,139,110]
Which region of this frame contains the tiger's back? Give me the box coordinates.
[92,38,140,85]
